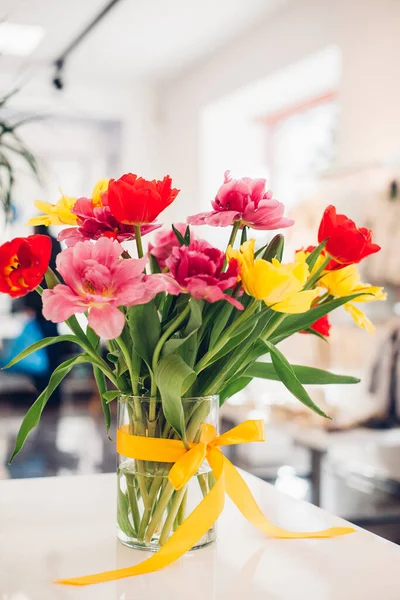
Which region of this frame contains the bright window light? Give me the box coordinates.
[0,22,46,56]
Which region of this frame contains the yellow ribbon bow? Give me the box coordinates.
[57,420,354,586]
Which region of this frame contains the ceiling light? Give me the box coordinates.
[0,22,46,57]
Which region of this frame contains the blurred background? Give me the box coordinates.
[1,0,400,543]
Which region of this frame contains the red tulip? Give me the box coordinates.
[0,235,51,298]
[108,173,179,225]
[300,314,331,337]
[318,205,380,269]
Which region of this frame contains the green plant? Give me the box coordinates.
[0,88,39,221]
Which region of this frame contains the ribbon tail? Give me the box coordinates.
[56,449,225,586]
[223,456,355,539]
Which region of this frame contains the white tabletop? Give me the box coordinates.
[0,472,399,600]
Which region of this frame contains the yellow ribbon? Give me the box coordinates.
[57,420,355,586]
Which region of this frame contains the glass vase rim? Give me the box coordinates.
[118,394,219,402]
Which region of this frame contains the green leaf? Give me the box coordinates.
[103,390,120,402]
[66,314,91,347]
[44,267,61,289]
[86,325,100,350]
[117,478,136,537]
[162,299,202,357]
[271,294,368,344]
[155,354,197,440]
[128,302,161,368]
[262,234,285,262]
[261,340,329,418]
[161,293,175,323]
[9,354,90,462]
[219,376,252,404]
[0,87,19,108]
[107,352,120,364]
[209,303,234,349]
[214,337,272,396]
[93,367,111,437]
[149,254,161,274]
[207,324,257,364]
[172,224,190,246]
[246,362,360,385]
[199,311,271,395]
[184,225,191,245]
[3,334,79,369]
[240,226,248,245]
[254,243,269,258]
[205,309,270,368]
[302,327,329,342]
[306,239,327,270]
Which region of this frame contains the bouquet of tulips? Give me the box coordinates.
[0,170,385,550]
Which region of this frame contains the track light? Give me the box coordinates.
[52,59,64,91]
[51,0,122,91]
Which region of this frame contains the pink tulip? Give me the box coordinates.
[42,238,165,339]
[166,238,243,309]
[58,196,160,247]
[149,223,197,270]
[187,170,294,230]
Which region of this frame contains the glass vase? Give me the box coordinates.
[117,395,219,551]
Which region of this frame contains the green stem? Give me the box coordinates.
[131,351,140,396]
[317,291,329,304]
[116,337,137,398]
[195,299,259,373]
[226,221,241,252]
[208,471,216,490]
[143,400,210,544]
[197,473,209,497]
[125,401,149,508]
[185,400,211,441]
[144,483,175,544]
[150,302,191,397]
[304,255,331,289]
[126,474,141,533]
[240,225,248,246]
[125,397,149,509]
[134,225,144,259]
[137,475,164,540]
[66,315,118,386]
[159,486,187,546]
[261,313,287,341]
[174,488,188,530]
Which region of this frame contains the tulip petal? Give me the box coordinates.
[88,305,125,340]
[344,303,375,334]
[187,211,241,227]
[42,286,86,322]
[271,289,320,314]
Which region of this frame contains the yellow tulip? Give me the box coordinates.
[27,178,109,227]
[344,304,375,335]
[91,178,109,207]
[27,193,77,227]
[227,239,320,314]
[320,264,386,333]
[320,264,385,302]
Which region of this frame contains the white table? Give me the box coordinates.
[1,473,399,600]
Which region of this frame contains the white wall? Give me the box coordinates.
[0,68,161,181]
[158,0,400,221]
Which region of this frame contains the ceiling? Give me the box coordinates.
[0,0,287,83]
